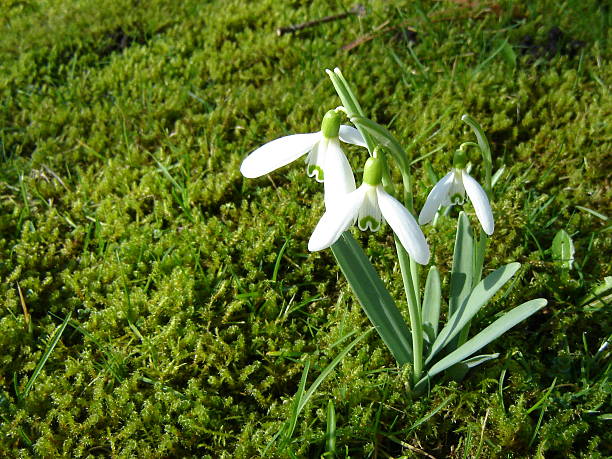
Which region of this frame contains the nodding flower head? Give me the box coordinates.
[309,155,430,265]
[418,150,494,235]
[240,110,366,183]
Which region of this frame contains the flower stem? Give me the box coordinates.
[395,238,423,385]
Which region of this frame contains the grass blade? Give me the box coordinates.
[281,360,310,447]
[21,311,72,400]
[331,232,413,365]
[325,400,337,457]
[416,298,547,391]
[298,329,372,413]
[272,238,289,282]
[280,329,372,449]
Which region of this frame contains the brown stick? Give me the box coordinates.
[17,282,31,330]
[276,4,366,36]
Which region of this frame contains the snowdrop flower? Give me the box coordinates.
[418,150,494,235]
[309,155,430,265]
[240,110,366,183]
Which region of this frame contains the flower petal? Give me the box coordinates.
[462,170,494,235]
[357,186,382,231]
[240,132,320,178]
[308,187,366,252]
[338,125,367,147]
[306,141,324,182]
[377,187,430,265]
[323,138,356,210]
[418,171,454,225]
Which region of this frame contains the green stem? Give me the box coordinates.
[329,69,424,383]
[395,238,423,384]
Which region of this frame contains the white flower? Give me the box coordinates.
[308,156,430,265]
[418,168,494,235]
[240,110,365,183]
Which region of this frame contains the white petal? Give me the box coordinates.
[338,125,367,147]
[323,138,356,210]
[240,132,320,178]
[306,141,324,182]
[462,170,494,235]
[418,172,455,225]
[357,186,382,231]
[308,187,367,252]
[377,187,430,265]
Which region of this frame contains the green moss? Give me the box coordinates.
[0,0,609,456]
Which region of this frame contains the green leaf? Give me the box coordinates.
[580,276,612,307]
[350,116,410,167]
[426,262,521,364]
[449,212,474,318]
[416,298,547,391]
[458,353,500,369]
[331,232,413,365]
[325,400,337,457]
[422,266,441,343]
[499,39,517,68]
[461,114,492,194]
[552,229,575,270]
[445,353,500,384]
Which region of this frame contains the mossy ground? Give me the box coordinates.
[0,0,610,457]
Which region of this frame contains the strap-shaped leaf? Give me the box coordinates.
[426,262,521,363]
[449,212,474,317]
[350,116,410,168]
[458,228,488,347]
[444,353,500,384]
[422,266,441,343]
[331,232,413,365]
[461,114,492,194]
[416,298,547,392]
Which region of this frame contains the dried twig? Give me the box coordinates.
[17,282,31,330]
[276,4,366,36]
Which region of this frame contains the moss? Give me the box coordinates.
[0,0,609,456]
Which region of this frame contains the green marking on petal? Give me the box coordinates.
[307,165,324,182]
[358,216,381,232]
[451,193,465,205]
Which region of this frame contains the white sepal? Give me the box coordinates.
[461,170,494,235]
[338,125,367,147]
[377,187,430,265]
[323,138,356,210]
[418,171,454,225]
[240,132,320,178]
[308,187,366,252]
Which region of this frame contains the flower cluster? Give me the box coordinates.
[240,109,493,264]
